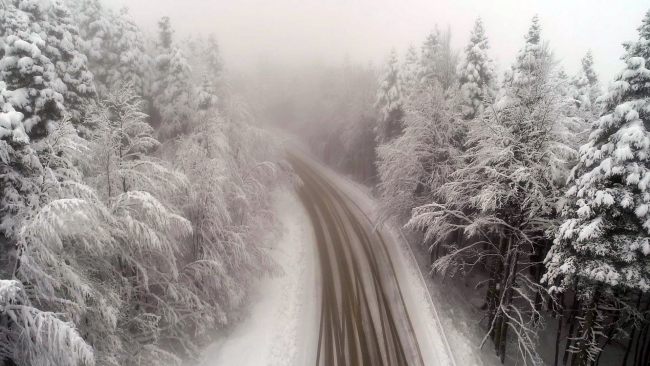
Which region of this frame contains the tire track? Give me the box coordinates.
[289,153,425,366]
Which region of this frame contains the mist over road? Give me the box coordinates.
[289,153,430,366]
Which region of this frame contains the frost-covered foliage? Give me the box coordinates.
[0,0,96,139]
[458,18,497,119]
[0,80,42,239]
[403,17,575,364]
[0,1,295,363]
[0,279,94,366]
[85,86,185,198]
[374,48,404,142]
[564,51,603,146]
[376,81,463,225]
[69,0,151,96]
[543,13,650,364]
[402,44,420,97]
[545,8,650,298]
[151,17,196,138]
[418,26,459,91]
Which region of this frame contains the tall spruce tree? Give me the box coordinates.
[402,44,420,97]
[374,48,404,143]
[458,17,497,119]
[544,10,650,366]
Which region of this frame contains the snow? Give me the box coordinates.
[190,189,319,366]
[285,141,461,366]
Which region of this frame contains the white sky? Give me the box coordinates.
[104,0,648,83]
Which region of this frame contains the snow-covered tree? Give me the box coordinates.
[86,85,185,198]
[374,48,404,142]
[157,15,173,50]
[39,0,96,128]
[0,80,42,240]
[376,81,463,225]
[107,7,151,96]
[0,7,65,141]
[204,33,223,77]
[407,17,574,364]
[544,11,650,366]
[1,0,96,138]
[70,1,150,97]
[418,26,459,91]
[565,51,603,146]
[458,17,497,119]
[418,27,442,87]
[151,17,194,138]
[402,44,420,97]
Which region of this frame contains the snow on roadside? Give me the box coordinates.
[286,142,501,366]
[192,190,318,366]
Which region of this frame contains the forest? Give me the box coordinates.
[1,0,650,365]
[279,10,650,366]
[0,0,296,365]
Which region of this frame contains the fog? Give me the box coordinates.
[105,0,647,83]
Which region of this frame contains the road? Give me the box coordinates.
[288,152,428,366]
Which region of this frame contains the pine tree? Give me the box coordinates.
[68,0,113,94]
[205,33,223,76]
[0,2,65,141]
[418,26,459,90]
[106,7,151,96]
[458,17,497,119]
[544,10,650,366]
[374,48,404,142]
[565,51,603,146]
[402,44,420,97]
[0,81,41,239]
[157,16,174,50]
[376,81,463,226]
[1,0,96,139]
[408,17,573,363]
[418,27,442,87]
[43,0,97,128]
[151,17,194,138]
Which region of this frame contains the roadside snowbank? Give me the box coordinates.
[192,190,318,366]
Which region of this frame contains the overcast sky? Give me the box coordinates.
[104,0,648,83]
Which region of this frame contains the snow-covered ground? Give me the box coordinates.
[191,190,319,366]
[192,134,497,366]
[284,138,500,366]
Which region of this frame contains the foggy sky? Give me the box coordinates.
[105,0,648,84]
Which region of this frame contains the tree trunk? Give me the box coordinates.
[633,323,647,366]
[487,235,508,340]
[555,294,565,366]
[497,249,519,364]
[622,293,644,366]
[573,287,601,366]
[564,293,581,366]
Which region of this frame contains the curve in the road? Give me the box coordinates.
[289,153,425,366]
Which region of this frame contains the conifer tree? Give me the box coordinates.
[458,17,497,119]
[0,2,64,141]
[408,17,573,363]
[374,48,404,142]
[151,17,194,138]
[544,11,650,366]
[43,0,96,127]
[418,27,441,87]
[1,0,96,139]
[402,44,420,97]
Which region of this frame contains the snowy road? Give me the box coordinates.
[288,151,453,366]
